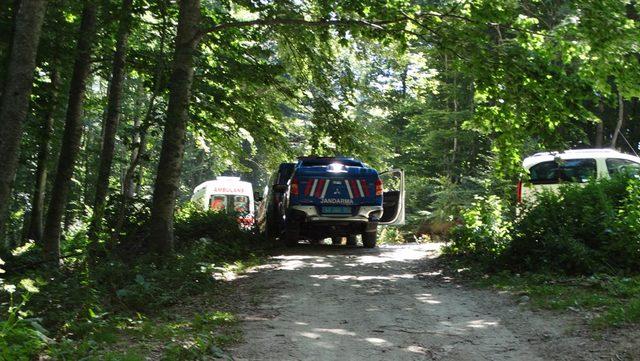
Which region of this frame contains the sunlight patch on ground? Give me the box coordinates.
[310,263,332,268]
[466,319,499,329]
[309,274,415,281]
[405,345,430,355]
[415,293,443,304]
[300,331,321,339]
[313,328,357,336]
[365,337,391,345]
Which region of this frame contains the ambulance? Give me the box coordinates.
[191,176,255,226]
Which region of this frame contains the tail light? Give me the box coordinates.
[291,177,299,196]
[375,179,383,196]
[516,180,523,203]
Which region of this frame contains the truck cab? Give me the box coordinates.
[256,163,295,239]
[278,157,404,248]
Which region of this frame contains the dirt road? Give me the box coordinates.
[230,243,638,361]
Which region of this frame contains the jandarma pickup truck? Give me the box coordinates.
[276,156,405,248]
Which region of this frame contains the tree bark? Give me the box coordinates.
[595,97,604,148]
[0,0,48,240]
[26,67,59,243]
[112,0,169,246]
[88,0,134,243]
[611,93,624,149]
[42,2,98,261]
[148,0,201,255]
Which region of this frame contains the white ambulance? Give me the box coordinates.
[191,176,255,225]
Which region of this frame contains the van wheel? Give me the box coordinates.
[346,235,358,246]
[362,231,377,248]
[331,237,342,245]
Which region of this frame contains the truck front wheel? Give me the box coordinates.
[362,231,377,248]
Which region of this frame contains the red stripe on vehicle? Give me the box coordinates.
[315,179,325,197]
[350,179,361,197]
[304,178,313,195]
[360,179,370,196]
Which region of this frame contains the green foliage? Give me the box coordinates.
[0,206,261,359]
[0,269,49,361]
[174,202,254,247]
[447,176,640,275]
[505,177,640,274]
[446,195,513,264]
[378,227,406,244]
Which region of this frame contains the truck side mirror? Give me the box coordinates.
[272,184,287,193]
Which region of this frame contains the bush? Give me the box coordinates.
[174,202,254,248]
[446,195,513,264]
[446,176,640,275]
[379,227,407,244]
[0,267,49,361]
[1,203,263,359]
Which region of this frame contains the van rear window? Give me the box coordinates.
[529,158,596,184]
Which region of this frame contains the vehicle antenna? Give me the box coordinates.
[619,132,639,158]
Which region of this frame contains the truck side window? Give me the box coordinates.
[529,158,596,184]
[606,158,640,176]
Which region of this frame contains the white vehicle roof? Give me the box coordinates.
[522,148,640,170]
[193,176,253,196]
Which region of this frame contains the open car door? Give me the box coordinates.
[379,169,405,225]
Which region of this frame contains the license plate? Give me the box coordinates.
[321,206,352,215]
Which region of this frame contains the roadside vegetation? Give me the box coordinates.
[444,176,640,329]
[1,0,640,358]
[1,209,262,360]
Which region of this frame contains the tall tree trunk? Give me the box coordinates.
[612,93,624,149]
[42,2,98,261]
[0,0,48,240]
[26,67,59,243]
[111,115,148,245]
[113,2,169,246]
[595,97,604,148]
[148,0,200,255]
[88,0,133,244]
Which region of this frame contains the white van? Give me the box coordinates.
[518,149,640,203]
[191,176,255,225]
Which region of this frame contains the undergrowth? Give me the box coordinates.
[443,176,640,329]
[1,207,264,360]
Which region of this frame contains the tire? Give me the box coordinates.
[331,237,342,245]
[362,231,377,248]
[346,235,358,246]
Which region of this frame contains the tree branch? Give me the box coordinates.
[205,17,402,33]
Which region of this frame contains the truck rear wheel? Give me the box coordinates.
[331,237,342,245]
[362,231,377,248]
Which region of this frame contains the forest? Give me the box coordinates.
[1,0,640,359]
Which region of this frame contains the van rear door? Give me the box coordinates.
[379,169,405,225]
